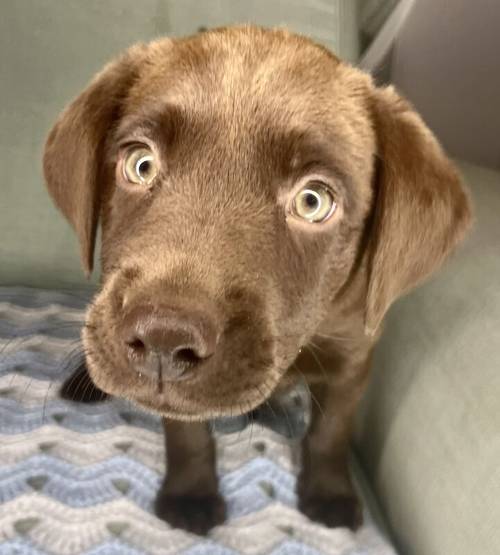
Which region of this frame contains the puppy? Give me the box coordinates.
[43,26,471,535]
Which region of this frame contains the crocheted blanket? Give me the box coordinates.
[0,287,395,555]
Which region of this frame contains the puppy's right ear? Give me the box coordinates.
[43,44,147,275]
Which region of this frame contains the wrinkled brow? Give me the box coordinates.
[275,128,347,178]
[112,103,185,147]
[110,99,354,194]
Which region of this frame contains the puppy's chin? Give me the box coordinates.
[133,372,283,421]
[82,302,293,421]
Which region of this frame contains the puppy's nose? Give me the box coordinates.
[122,305,219,381]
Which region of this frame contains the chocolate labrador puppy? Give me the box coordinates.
[43,26,471,534]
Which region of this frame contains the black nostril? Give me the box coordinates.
[173,347,202,367]
[126,338,146,356]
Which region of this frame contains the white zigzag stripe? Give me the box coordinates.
[0,425,164,471]
[0,493,192,555]
[0,494,393,555]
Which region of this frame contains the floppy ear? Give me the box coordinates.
[43,45,147,275]
[365,86,472,335]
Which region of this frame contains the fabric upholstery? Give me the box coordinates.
[355,161,500,555]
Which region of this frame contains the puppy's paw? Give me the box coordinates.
[298,493,363,530]
[154,491,226,535]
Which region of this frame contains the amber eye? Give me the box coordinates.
[122,146,158,185]
[292,182,337,223]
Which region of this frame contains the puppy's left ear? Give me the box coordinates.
[365,86,472,335]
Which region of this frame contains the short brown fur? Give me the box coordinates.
[43,26,471,534]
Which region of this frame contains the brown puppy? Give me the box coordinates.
[43,26,471,534]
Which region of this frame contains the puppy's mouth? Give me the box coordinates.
[81,285,296,421]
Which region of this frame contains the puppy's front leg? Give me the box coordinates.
[155,418,226,535]
[297,351,371,530]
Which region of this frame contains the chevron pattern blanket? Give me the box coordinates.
[0,287,395,555]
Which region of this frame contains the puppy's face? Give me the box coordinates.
[43,27,470,419]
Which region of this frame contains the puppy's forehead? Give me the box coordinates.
[129,28,343,121]
[122,27,374,182]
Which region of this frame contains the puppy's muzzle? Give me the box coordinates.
[121,303,220,382]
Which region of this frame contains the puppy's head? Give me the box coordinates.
[43,27,470,419]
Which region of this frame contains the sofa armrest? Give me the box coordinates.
[355,161,500,555]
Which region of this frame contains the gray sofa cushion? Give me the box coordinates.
[355,161,500,555]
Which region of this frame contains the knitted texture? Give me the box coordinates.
[0,287,395,555]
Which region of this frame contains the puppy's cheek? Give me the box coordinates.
[81,324,118,397]
[81,291,135,398]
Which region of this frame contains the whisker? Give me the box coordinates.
[1,334,33,359]
[60,363,87,400]
[293,363,325,419]
[0,322,85,358]
[307,340,328,354]
[74,368,90,401]
[264,399,277,422]
[259,382,278,422]
[306,344,329,382]
[277,396,293,439]
[20,376,33,402]
[42,380,54,424]
[248,406,255,450]
[313,332,358,343]
[3,331,82,390]
[228,403,242,442]
[56,341,87,376]
[80,372,94,402]
[309,389,325,419]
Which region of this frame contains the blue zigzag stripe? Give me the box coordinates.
[0,538,147,555]
[0,397,163,434]
[0,538,327,555]
[1,351,84,381]
[0,455,297,519]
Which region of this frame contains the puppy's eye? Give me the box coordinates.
[292,182,337,223]
[122,146,158,185]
